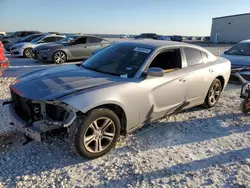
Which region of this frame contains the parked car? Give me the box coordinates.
[9,34,65,58]
[120,35,129,39]
[31,35,111,64]
[4,33,44,52]
[0,42,10,75]
[134,33,158,40]
[158,35,171,41]
[0,31,41,48]
[221,40,250,82]
[170,35,183,42]
[7,39,231,159]
[0,32,6,39]
[203,37,210,42]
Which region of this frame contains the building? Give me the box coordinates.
[210,13,250,43]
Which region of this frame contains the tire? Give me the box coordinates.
[23,48,33,58]
[68,109,121,159]
[52,51,67,64]
[240,99,250,114]
[203,78,222,108]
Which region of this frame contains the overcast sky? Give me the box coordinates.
[0,0,250,36]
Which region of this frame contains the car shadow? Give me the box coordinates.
[122,111,250,152]
[96,147,250,187]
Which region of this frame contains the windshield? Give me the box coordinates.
[5,31,19,37]
[57,35,79,43]
[19,34,42,42]
[82,43,153,78]
[225,43,250,56]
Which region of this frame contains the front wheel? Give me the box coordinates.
[23,48,33,58]
[52,51,67,64]
[203,78,222,108]
[240,99,250,114]
[68,109,121,159]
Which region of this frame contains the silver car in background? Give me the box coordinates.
[8,39,231,159]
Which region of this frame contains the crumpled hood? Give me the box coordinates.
[221,53,250,68]
[10,65,117,100]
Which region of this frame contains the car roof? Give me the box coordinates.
[240,39,250,43]
[117,39,187,49]
[115,39,214,56]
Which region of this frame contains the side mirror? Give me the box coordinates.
[146,67,164,77]
[39,40,44,43]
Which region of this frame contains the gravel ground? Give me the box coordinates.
[0,77,250,188]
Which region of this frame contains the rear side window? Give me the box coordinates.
[87,37,102,43]
[56,36,64,41]
[184,47,203,67]
[43,36,58,42]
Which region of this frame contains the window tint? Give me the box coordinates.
[87,37,102,43]
[15,32,22,37]
[149,49,182,71]
[43,36,58,42]
[56,36,64,41]
[82,43,152,78]
[20,32,27,37]
[74,37,87,44]
[184,48,203,66]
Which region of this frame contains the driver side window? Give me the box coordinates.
[149,48,182,73]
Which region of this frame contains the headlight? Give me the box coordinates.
[40,49,51,52]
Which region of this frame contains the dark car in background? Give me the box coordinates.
[0,31,41,48]
[170,35,183,42]
[32,35,112,64]
[203,37,210,42]
[134,33,158,40]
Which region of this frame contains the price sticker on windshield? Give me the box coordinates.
[133,47,151,53]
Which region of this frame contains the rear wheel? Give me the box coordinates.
[52,51,67,64]
[23,48,33,58]
[203,79,222,108]
[68,109,121,159]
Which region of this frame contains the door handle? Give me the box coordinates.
[179,78,186,82]
[209,69,214,73]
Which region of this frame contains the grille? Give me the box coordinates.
[11,90,41,122]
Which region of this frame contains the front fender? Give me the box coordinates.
[58,86,140,131]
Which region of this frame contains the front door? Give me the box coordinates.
[139,48,187,122]
[68,37,88,58]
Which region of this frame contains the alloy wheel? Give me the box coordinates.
[24,48,32,58]
[209,82,221,105]
[83,117,116,153]
[54,51,66,64]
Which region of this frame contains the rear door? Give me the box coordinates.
[182,47,216,107]
[68,36,87,58]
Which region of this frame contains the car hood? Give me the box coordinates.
[221,53,250,68]
[10,65,118,100]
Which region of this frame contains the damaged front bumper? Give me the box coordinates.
[8,101,77,142]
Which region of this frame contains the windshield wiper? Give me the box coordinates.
[81,64,120,76]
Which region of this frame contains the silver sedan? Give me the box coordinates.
[8,39,231,159]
